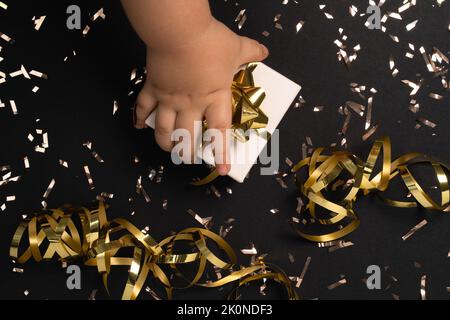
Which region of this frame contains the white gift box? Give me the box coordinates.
[145,62,301,183]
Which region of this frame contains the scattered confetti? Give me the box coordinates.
[402,220,428,241]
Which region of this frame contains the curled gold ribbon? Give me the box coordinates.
[291,136,449,242]
[10,201,298,300]
[192,64,268,186]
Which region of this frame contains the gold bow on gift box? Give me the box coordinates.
[231,64,268,142]
[192,64,269,185]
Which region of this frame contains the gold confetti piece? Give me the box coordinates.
[23,156,30,169]
[324,12,333,19]
[6,195,15,201]
[276,177,288,188]
[33,15,46,31]
[409,100,420,113]
[420,275,426,300]
[136,176,151,202]
[113,100,119,115]
[329,240,354,252]
[32,86,39,93]
[349,5,358,16]
[262,30,270,37]
[89,289,97,300]
[291,137,449,242]
[296,256,311,288]
[288,253,295,263]
[398,2,413,13]
[402,219,428,241]
[328,278,347,290]
[83,165,95,190]
[29,70,47,79]
[405,52,414,59]
[406,19,418,31]
[428,93,443,100]
[365,97,373,130]
[1,203,6,211]
[9,100,18,115]
[346,101,365,117]
[313,106,324,112]
[58,159,68,168]
[23,290,29,296]
[162,199,168,210]
[92,8,106,21]
[235,9,247,30]
[12,267,24,273]
[145,287,161,300]
[296,20,305,33]
[419,47,435,72]
[389,56,395,70]
[241,244,257,255]
[187,209,212,229]
[270,208,280,214]
[82,25,90,36]
[388,12,402,20]
[416,117,437,128]
[210,185,221,198]
[42,178,55,199]
[99,192,113,199]
[432,47,449,64]
[0,1,7,10]
[0,31,12,42]
[401,79,423,95]
[389,35,400,43]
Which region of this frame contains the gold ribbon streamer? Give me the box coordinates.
[291,136,449,242]
[10,201,298,300]
[192,64,268,186]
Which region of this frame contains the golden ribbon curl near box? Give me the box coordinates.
[192,64,268,186]
[291,136,449,242]
[10,201,298,300]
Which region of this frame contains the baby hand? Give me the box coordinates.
[134,18,269,175]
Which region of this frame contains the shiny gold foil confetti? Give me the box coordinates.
[328,277,347,290]
[420,275,426,300]
[10,202,298,300]
[402,219,428,241]
[33,16,46,31]
[0,31,12,42]
[92,8,106,21]
[9,100,18,115]
[296,21,305,33]
[42,178,55,199]
[30,70,47,79]
[0,1,7,10]
[416,117,436,128]
[406,19,418,31]
[83,165,95,190]
[296,256,311,288]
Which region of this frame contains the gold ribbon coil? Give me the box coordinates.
[291,136,449,242]
[10,201,298,300]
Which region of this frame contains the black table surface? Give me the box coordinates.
[0,0,449,300]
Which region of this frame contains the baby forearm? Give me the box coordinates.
[121,0,213,51]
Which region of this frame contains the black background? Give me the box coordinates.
[0,0,449,300]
